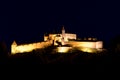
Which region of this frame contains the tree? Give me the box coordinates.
[108,35,120,53]
[0,41,8,57]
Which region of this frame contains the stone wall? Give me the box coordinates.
[11,40,53,54]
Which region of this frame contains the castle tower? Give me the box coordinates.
[62,26,65,34]
[61,26,65,45]
[11,41,17,54]
[62,26,65,39]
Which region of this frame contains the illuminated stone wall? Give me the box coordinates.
[11,40,53,54]
[60,41,103,53]
[44,33,77,42]
[11,40,103,54]
[44,36,49,41]
[96,41,103,49]
[11,26,103,54]
[65,41,103,49]
[65,33,77,41]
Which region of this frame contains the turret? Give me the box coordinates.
[61,26,66,45]
[11,41,17,54]
[62,26,65,35]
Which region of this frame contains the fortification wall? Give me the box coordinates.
[11,40,53,54]
[65,41,103,49]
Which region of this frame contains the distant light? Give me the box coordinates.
[57,47,72,53]
[88,38,92,40]
[81,48,93,53]
[77,47,96,53]
[93,38,97,41]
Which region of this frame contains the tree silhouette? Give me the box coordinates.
[0,41,8,64]
[0,41,8,57]
[108,35,120,53]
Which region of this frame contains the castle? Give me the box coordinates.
[44,27,77,45]
[11,26,103,54]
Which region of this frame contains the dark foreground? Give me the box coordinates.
[1,49,120,72]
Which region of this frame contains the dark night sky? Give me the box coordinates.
[0,1,120,49]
